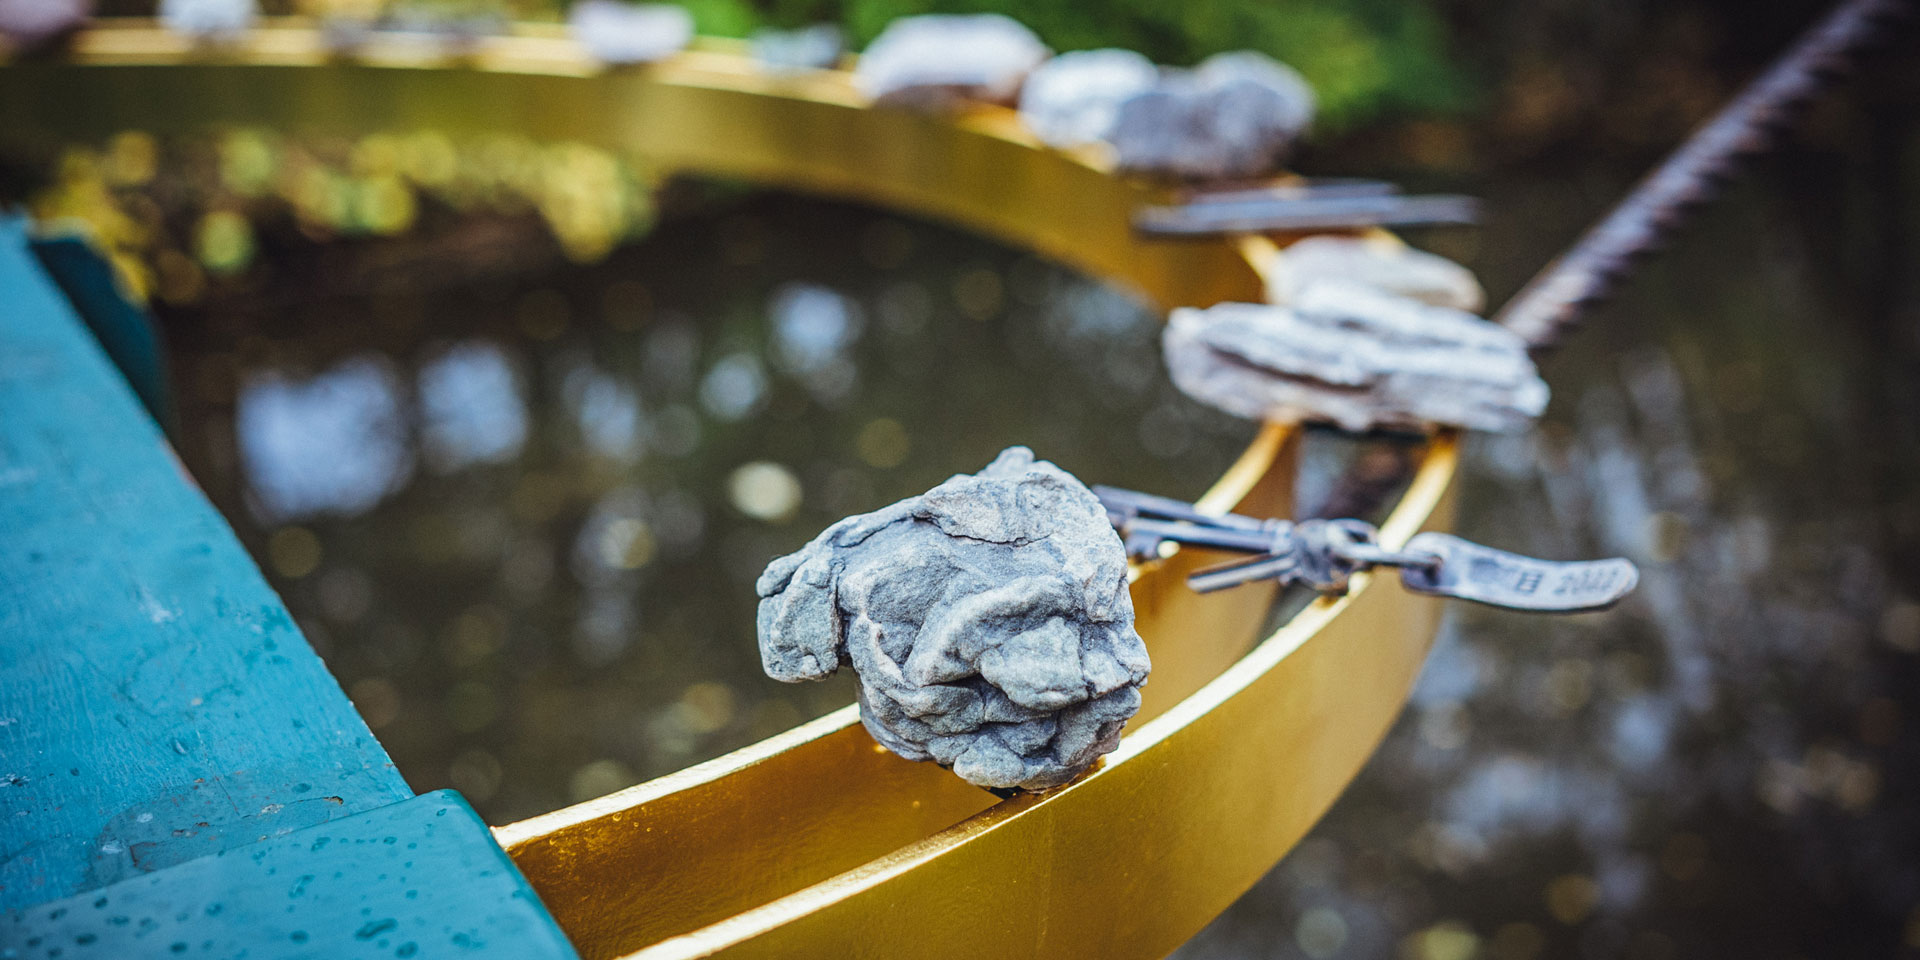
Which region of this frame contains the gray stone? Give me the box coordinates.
[0,0,87,52]
[751,23,843,72]
[1107,50,1316,181]
[1267,235,1486,312]
[1017,48,1160,149]
[757,447,1148,791]
[1164,281,1548,433]
[568,0,693,65]
[159,0,255,40]
[854,14,1051,109]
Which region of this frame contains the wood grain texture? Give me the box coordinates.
[1,791,577,959]
[0,218,409,912]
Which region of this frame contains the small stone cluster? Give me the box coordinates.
[756,447,1149,792]
[1164,281,1548,434]
[853,14,1052,109]
[158,0,255,41]
[1266,235,1485,313]
[0,0,88,53]
[567,0,694,65]
[751,24,844,73]
[855,15,1316,180]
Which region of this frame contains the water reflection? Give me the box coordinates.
[164,183,1251,822]
[235,355,413,522]
[146,116,1920,956]
[1176,144,1920,958]
[419,340,528,471]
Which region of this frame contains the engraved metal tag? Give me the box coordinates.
[1396,533,1638,612]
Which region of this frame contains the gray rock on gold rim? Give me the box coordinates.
[751,23,844,72]
[1107,50,1317,181]
[1164,282,1548,433]
[159,0,256,40]
[855,14,1052,109]
[568,0,694,65]
[756,446,1148,792]
[1017,48,1160,149]
[1267,235,1486,312]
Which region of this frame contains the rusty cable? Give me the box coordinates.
[1308,0,1913,521]
[1497,0,1914,355]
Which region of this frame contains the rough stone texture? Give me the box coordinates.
[159,0,255,39]
[0,0,88,52]
[1017,48,1159,149]
[757,447,1148,791]
[751,23,843,72]
[1164,281,1548,433]
[854,14,1051,109]
[1267,235,1486,312]
[1107,50,1316,181]
[568,0,693,65]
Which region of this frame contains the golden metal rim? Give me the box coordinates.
[1,27,1459,958]
[631,436,1457,960]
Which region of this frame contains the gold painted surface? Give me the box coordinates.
[1,29,1461,958]
[0,22,1260,312]
[630,436,1459,960]
[495,425,1298,957]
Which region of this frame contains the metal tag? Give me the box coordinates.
[1396,533,1638,613]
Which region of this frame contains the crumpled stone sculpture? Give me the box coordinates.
[159,0,255,40]
[1107,51,1317,181]
[1267,235,1486,312]
[0,0,88,53]
[854,14,1051,109]
[568,0,693,65]
[1164,281,1548,433]
[1017,48,1159,149]
[757,447,1148,792]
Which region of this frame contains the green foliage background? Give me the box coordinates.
[557,0,1472,127]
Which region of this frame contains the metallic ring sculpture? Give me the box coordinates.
[0,21,1459,960]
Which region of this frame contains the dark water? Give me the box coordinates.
[158,187,1255,821]
[132,37,1920,960]
[1176,74,1920,960]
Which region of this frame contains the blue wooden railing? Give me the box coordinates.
[0,217,578,958]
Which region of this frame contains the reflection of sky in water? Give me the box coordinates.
[236,356,414,523]
[770,282,863,403]
[564,361,646,462]
[173,189,1249,831]
[699,352,768,422]
[420,341,528,472]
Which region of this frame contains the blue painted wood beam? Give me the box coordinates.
[27,231,175,432]
[0,220,580,956]
[0,217,411,909]
[3,791,577,960]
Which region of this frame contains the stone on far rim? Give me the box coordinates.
[855,14,1052,109]
[1164,281,1547,433]
[1017,48,1160,149]
[1268,235,1486,312]
[1106,50,1316,181]
[0,0,88,51]
[568,0,694,65]
[159,0,256,39]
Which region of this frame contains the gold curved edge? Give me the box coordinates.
[2,27,1455,958]
[492,424,1298,958]
[626,433,1458,960]
[0,21,1258,313]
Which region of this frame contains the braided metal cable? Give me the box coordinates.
[1497,0,1914,355]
